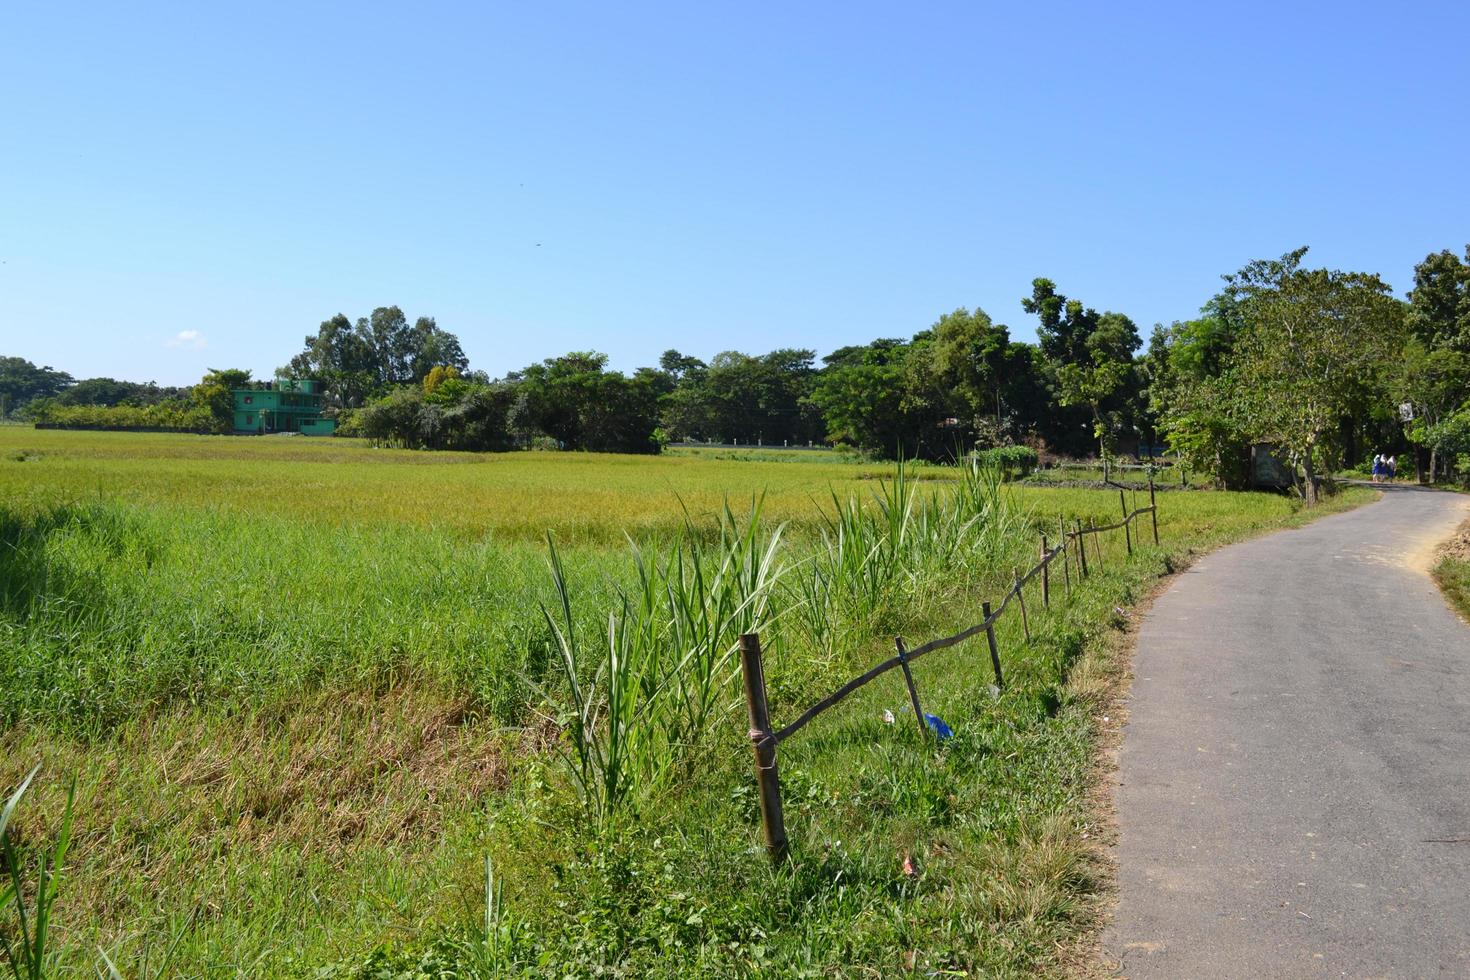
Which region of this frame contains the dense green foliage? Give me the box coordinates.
[973,444,1039,478]
[1399,248,1470,481]
[0,358,74,418]
[1147,245,1470,495]
[4,282,1144,459]
[283,307,470,408]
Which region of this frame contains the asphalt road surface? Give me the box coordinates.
[1106,486,1470,978]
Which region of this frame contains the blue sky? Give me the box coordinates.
[3,1,1467,386]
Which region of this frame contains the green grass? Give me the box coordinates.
[0,428,1372,977]
[1434,557,1470,621]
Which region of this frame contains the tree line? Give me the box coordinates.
[309,290,1149,460]
[7,247,1469,499]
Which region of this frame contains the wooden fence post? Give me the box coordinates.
[1076,519,1088,578]
[1120,488,1132,556]
[894,637,927,737]
[1149,476,1160,545]
[1013,569,1030,642]
[738,633,788,865]
[1059,516,1071,598]
[982,601,1004,689]
[1040,534,1051,609]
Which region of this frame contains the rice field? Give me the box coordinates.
[0,428,1370,977]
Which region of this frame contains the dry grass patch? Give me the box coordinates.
[1,684,509,966]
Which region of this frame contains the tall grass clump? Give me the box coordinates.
[796,459,1028,646]
[544,501,787,819]
[1,768,75,980]
[543,464,1034,817]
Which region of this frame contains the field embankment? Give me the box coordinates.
[0,429,1370,977]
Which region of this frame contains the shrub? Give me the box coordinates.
[972,445,1038,479]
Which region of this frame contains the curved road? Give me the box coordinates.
[1106,486,1470,978]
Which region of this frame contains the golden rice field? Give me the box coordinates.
[2,428,1303,544]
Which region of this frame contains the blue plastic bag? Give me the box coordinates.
[923,713,953,739]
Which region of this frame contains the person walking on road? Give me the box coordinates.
[1387,455,1397,481]
[1372,454,1384,483]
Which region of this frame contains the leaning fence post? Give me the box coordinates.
[1149,476,1160,545]
[1120,488,1132,556]
[1092,519,1104,569]
[1040,534,1051,609]
[982,601,1004,689]
[1013,569,1031,642]
[894,638,928,737]
[1060,516,1072,598]
[1076,519,1088,578]
[738,633,788,865]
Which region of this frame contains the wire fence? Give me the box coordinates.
[737,481,1161,863]
[1031,458,1191,489]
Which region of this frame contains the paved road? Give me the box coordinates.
[1106,486,1470,978]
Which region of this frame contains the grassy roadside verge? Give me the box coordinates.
[1431,515,1470,622]
[0,447,1375,976]
[1433,558,1470,620]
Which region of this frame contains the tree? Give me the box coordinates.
[1021,280,1142,456]
[1022,278,1098,366]
[1056,354,1132,458]
[406,316,469,382]
[282,308,470,405]
[190,368,253,433]
[513,352,662,453]
[658,350,706,379]
[1149,320,1251,487]
[930,307,1011,433]
[0,357,73,416]
[1227,249,1406,504]
[1395,248,1470,480]
[1407,247,1470,351]
[810,339,915,455]
[283,313,377,407]
[56,377,178,407]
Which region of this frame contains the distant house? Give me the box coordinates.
[233,379,335,435]
[1250,443,1294,490]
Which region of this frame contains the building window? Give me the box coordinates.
[245,415,253,424]
[244,396,253,405]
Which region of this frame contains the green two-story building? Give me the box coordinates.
[232,379,336,435]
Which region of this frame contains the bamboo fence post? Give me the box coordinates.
[1013,569,1031,642]
[1092,519,1104,569]
[1076,519,1088,578]
[1149,476,1160,544]
[1040,534,1050,609]
[894,638,927,737]
[1060,516,1072,598]
[738,633,788,865]
[1120,488,1132,556]
[982,601,1004,688]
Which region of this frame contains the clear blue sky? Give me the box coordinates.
[3,1,1467,386]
